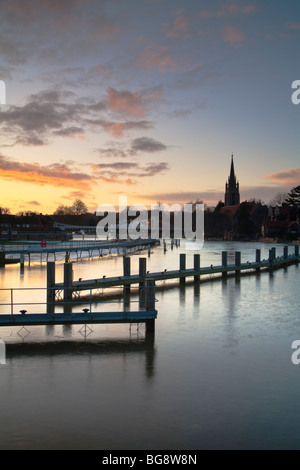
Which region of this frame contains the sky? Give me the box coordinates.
[0,0,300,214]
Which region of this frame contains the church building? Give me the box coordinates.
[225,154,240,207]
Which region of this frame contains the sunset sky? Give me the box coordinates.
[0,0,300,214]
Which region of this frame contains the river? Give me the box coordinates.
[0,240,299,450]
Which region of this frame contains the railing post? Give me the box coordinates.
[11,289,13,317]
[123,257,131,304]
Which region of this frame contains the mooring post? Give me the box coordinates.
[235,251,241,276]
[256,249,261,273]
[180,253,186,287]
[146,279,156,333]
[64,262,73,303]
[123,257,131,305]
[272,247,276,261]
[139,257,147,304]
[47,262,55,314]
[194,254,200,283]
[295,244,299,259]
[222,251,228,279]
[20,253,25,272]
[269,248,274,270]
[0,252,5,268]
[284,246,288,262]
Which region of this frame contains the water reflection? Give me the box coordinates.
[6,332,156,380]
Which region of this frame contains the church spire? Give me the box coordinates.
[225,154,240,206]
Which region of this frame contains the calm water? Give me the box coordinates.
[0,240,300,450]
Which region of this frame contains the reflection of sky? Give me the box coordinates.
[0,0,300,213]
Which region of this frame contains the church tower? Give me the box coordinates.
[225,154,240,206]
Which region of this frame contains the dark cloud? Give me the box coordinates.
[0,88,156,146]
[130,137,168,154]
[92,161,170,182]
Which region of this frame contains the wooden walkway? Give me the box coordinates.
[52,245,300,299]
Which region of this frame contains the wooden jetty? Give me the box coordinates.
[51,245,300,301]
[0,244,298,336]
[0,280,157,332]
[0,238,159,268]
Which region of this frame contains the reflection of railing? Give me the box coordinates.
[0,283,157,331]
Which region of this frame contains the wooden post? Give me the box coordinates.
[64,262,73,303]
[272,247,276,261]
[194,254,200,283]
[123,257,131,305]
[269,249,274,270]
[295,245,299,258]
[222,251,228,279]
[0,252,5,268]
[256,249,261,273]
[284,246,288,261]
[146,279,156,333]
[180,253,186,287]
[47,262,55,314]
[20,253,25,271]
[235,251,241,276]
[139,257,147,304]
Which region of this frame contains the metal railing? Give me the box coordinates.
[0,284,157,318]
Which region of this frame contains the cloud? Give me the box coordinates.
[90,120,153,138]
[106,87,146,117]
[27,201,41,206]
[140,191,223,204]
[163,16,191,38]
[0,88,155,145]
[95,136,169,159]
[222,4,257,15]
[286,22,300,30]
[265,168,300,186]
[97,147,127,159]
[130,137,168,154]
[0,154,94,190]
[222,26,245,44]
[137,45,178,73]
[92,160,170,183]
